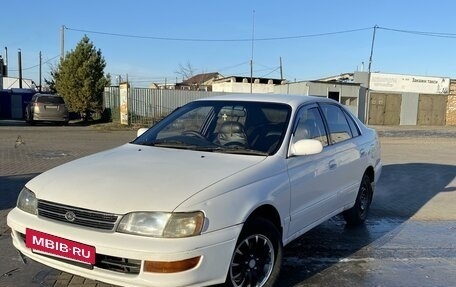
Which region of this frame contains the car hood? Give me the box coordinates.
[27,144,266,214]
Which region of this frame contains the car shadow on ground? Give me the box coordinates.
[0,174,39,236]
[276,163,456,286]
[0,174,39,210]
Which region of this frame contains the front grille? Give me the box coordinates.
[37,200,119,231]
[96,254,141,274]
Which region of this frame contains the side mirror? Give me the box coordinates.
[290,139,323,156]
[137,128,149,137]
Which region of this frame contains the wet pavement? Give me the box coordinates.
[0,122,455,287]
[280,218,456,287]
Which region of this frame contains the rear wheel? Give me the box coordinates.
[224,217,282,287]
[343,174,373,225]
[25,111,34,125]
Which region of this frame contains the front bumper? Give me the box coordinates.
[7,208,241,287]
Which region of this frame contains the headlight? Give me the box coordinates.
[17,187,38,215]
[117,211,204,238]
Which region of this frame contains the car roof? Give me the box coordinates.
[195,93,337,108]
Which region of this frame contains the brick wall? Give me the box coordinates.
[447,80,456,125]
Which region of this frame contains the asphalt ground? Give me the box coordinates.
[0,121,455,287]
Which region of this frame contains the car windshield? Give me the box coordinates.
[132,100,292,156]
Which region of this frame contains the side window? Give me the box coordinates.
[293,107,328,147]
[321,104,352,144]
[344,111,361,137]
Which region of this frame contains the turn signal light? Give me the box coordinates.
[143,256,201,273]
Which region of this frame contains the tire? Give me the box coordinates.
[224,217,282,287]
[25,111,34,125]
[343,174,373,226]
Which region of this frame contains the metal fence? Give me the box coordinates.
[103,87,228,126]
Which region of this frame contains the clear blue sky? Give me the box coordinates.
[3,0,456,87]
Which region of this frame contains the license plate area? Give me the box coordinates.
[26,228,96,265]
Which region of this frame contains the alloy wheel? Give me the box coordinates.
[230,234,275,287]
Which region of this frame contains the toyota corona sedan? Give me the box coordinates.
[8,94,382,287]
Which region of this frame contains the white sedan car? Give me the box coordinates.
[8,94,381,287]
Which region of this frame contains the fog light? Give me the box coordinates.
[143,256,201,273]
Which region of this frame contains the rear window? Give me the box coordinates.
[37,96,65,104]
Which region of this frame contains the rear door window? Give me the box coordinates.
[344,111,361,137]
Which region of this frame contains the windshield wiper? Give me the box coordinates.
[216,147,269,156]
[139,139,194,149]
[190,146,225,152]
[134,141,268,155]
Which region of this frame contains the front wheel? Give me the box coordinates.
[224,217,282,287]
[343,174,373,225]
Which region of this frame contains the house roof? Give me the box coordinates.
[317,73,354,82]
[180,72,222,85]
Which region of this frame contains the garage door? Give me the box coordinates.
[369,93,402,125]
[417,94,447,126]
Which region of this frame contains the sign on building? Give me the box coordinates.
[370,73,450,94]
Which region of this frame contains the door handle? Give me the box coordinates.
[360,149,367,157]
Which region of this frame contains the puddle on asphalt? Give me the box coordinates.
[29,150,71,159]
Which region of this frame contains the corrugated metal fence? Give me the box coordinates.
[103,87,228,126]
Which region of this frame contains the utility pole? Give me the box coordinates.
[18,49,22,89]
[60,25,65,60]
[0,56,3,90]
[365,25,378,125]
[250,10,255,94]
[279,57,283,81]
[39,51,42,92]
[4,46,8,76]
[367,25,377,75]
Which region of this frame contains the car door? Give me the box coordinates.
[319,103,365,208]
[287,104,340,238]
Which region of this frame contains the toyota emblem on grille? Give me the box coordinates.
[65,211,76,222]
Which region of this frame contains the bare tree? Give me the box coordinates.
[175,61,197,81]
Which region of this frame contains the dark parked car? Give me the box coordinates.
[25,93,69,125]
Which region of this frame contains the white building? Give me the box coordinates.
[354,72,450,125]
[212,76,283,94]
[3,76,37,90]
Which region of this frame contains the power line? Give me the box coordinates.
[378,26,456,38]
[217,61,250,72]
[65,26,373,42]
[9,55,59,72]
[66,25,456,43]
[260,67,281,78]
